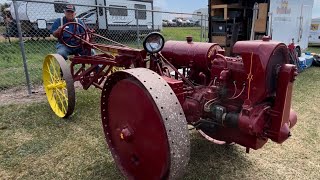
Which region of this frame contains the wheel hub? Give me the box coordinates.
[120,127,133,142]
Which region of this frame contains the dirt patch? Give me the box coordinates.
[0,86,46,106]
[0,168,12,180]
[0,82,83,106]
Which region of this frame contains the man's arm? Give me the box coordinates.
[53,26,63,38]
[51,18,62,38]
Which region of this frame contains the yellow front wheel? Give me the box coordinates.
[111,66,125,73]
[43,54,75,118]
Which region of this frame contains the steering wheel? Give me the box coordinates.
[59,22,88,48]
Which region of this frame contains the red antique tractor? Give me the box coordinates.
[43,22,298,180]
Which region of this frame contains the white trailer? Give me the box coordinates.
[309,17,320,45]
[208,0,314,54]
[268,0,314,50]
[7,0,161,37]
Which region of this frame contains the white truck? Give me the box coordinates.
[6,0,162,37]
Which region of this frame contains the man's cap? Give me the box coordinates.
[64,4,76,12]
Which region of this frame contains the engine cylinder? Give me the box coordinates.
[161,38,222,71]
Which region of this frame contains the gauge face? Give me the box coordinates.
[143,32,165,53]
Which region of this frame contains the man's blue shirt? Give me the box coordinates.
[51,17,86,46]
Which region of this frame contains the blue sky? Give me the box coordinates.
[154,0,207,13]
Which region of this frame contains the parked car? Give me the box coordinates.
[167,19,177,27]
[194,20,201,27]
[172,18,187,27]
[162,19,168,27]
[185,19,197,27]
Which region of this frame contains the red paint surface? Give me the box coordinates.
[104,79,170,179]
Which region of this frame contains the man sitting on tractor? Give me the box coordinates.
[51,4,94,60]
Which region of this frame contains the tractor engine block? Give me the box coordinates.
[161,36,298,150]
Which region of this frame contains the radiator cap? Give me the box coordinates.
[262,36,271,42]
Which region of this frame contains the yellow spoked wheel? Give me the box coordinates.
[111,66,125,73]
[43,54,75,118]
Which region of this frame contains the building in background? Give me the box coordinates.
[193,8,208,27]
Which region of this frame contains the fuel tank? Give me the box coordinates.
[161,37,222,71]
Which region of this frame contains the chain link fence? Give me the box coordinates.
[0,0,208,94]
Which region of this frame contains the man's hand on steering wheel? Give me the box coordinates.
[53,26,63,38]
[58,22,89,48]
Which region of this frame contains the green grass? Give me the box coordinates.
[0,26,5,33]
[0,89,123,179]
[0,67,320,179]
[306,46,320,53]
[0,39,56,90]
[162,27,204,42]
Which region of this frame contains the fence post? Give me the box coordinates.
[136,9,140,48]
[200,14,204,42]
[12,0,32,95]
[204,15,208,42]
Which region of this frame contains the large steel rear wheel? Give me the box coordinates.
[101,68,190,180]
[43,54,75,118]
